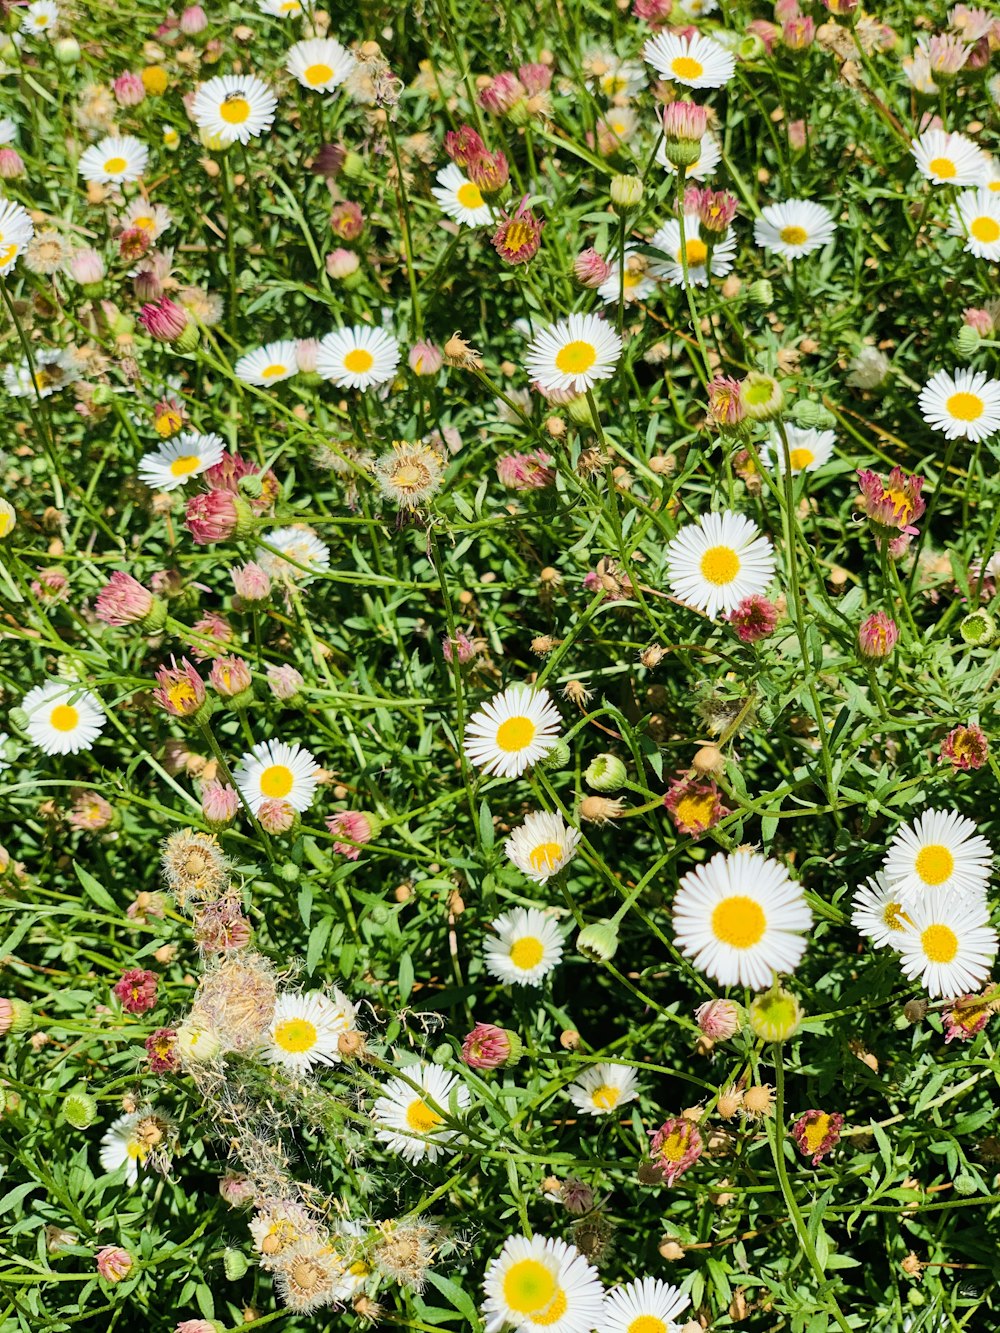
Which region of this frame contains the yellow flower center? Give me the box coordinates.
[928,156,956,179]
[133,215,155,232]
[343,348,375,374]
[671,55,704,81]
[680,238,708,266]
[142,65,169,94]
[259,763,294,798]
[155,410,182,438]
[554,340,597,375]
[456,181,484,209]
[622,268,644,290]
[220,97,251,125]
[882,900,907,931]
[502,220,534,254]
[169,454,201,477]
[882,487,913,521]
[260,363,286,379]
[509,935,545,970]
[711,894,766,948]
[528,841,564,873]
[970,216,1000,244]
[49,704,79,732]
[405,1097,443,1133]
[391,462,429,492]
[945,391,984,422]
[103,156,127,174]
[591,1083,620,1110]
[610,119,628,136]
[0,511,12,538]
[530,1289,568,1326]
[0,243,16,265]
[658,1129,688,1161]
[495,715,536,753]
[304,62,334,86]
[780,224,809,246]
[699,544,740,586]
[280,0,300,9]
[273,1017,317,1052]
[921,923,959,963]
[628,1318,668,1333]
[673,790,717,829]
[503,1259,557,1315]
[802,1113,832,1154]
[789,447,815,471]
[914,843,954,886]
[126,1140,149,1160]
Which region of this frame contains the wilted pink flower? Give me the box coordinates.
[189,611,234,661]
[746,18,781,51]
[963,307,995,337]
[185,490,242,544]
[942,993,993,1043]
[126,892,165,922]
[296,338,319,373]
[153,656,207,718]
[559,1179,595,1214]
[774,0,801,22]
[695,998,740,1041]
[478,71,525,115]
[663,774,727,836]
[30,569,70,603]
[649,1117,703,1185]
[95,571,155,626]
[69,792,114,831]
[408,341,443,376]
[203,451,279,512]
[727,594,779,643]
[146,1027,179,1073]
[461,1022,515,1069]
[208,655,252,698]
[493,197,544,265]
[857,611,899,660]
[0,148,25,179]
[138,296,189,343]
[326,247,360,279]
[787,119,808,151]
[219,1172,255,1207]
[176,1322,216,1333]
[949,5,996,40]
[925,32,971,76]
[856,467,925,538]
[179,4,207,34]
[633,0,673,25]
[195,898,253,950]
[96,1246,133,1283]
[257,798,296,835]
[707,376,747,429]
[231,561,271,603]
[310,143,347,177]
[496,450,556,490]
[67,248,105,285]
[940,723,989,771]
[685,186,738,234]
[329,201,363,241]
[574,247,613,288]
[662,101,708,144]
[822,0,857,12]
[202,779,240,826]
[113,968,158,1014]
[327,810,378,859]
[444,124,485,167]
[782,15,815,47]
[266,663,303,700]
[113,72,145,106]
[133,266,162,303]
[791,1109,843,1164]
[518,63,552,96]
[442,631,480,664]
[468,149,510,194]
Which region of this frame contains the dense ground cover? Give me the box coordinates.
[0,0,999,1329]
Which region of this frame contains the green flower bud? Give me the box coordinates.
[739,33,766,60]
[174,321,201,354]
[3,999,33,1033]
[342,151,365,179]
[960,609,996,646]
[62,1089,99,1129]
[431,1041,453,1066]
[749,985,803,1042]
[955,325,980,359]
[953,1173,977,1197]
[576,918,620,962]
[541,738,572,771]
[369,903,389,925]
[6,707,28,735]
[747,279,773,307]
[277,862,300,883]
[566,396,592,426]
[790,399,836,429]
[237,473,264,500]
[53,36,81,64]
[739,372,785,422]
[584,753,627,792]
[223,1247,249,1280]
[610,174,643,213]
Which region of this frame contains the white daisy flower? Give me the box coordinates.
[0,198,33,276]
[567,1063,639,1117]
[978,156,1000,194]
[286,37,356,93]
[258,0,302,14]
[852,873,911,950]
[484,907,564,987]
[665,509,776,618]
[372,1061,469,1164]
[23,0,58,35]
[657,130,722,181]
[896,890,998,998]
[649,214,737,287]
[99,1112,157,1186]
[604,1276,690,1333]
[21,680,105,756]
[116,199,171,241]
[316,324,400,391]
[235,340,300,387]
[597,246,657,305]
[191,75,277,146]
[591,57,646,99]
[255,525,331,585]
[3,347,72,398]
[525,312,623,395]
[911,128,984,187]
[753,199,836,258]
[0,118,18,145]
[78,134,149,185]
[137,431,226,492]
[882,808,992,903]
[504,810,581,884]
[463,684,562,779]
[264,989,357,1073]
[431,162,493,227]
[234,739,320,815]
[918,368,1000,443]
[672,849,813,991]
[761,426,835,474]
[948,188,1000,260]
[482,1233,605,1333]
[643,30,735,89]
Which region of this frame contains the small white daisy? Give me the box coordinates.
[657,130,722,181]
[258,0,302,14]
[484,907,564,987]
[372,1061,469,1165]
[264,989,357,1074]
[21,680,105,755]
[597,247,657,305]
[978,156,1000,194]
[118,198,171,241]
[754,199,836,259]
[567,1063,639,1117]
[918,368,1000,443]
[665,509,776,618]
[762,426,836,474]
[431,162,493,227]
[255,525,331,585]
[0,118,17,145]
[896,890,998,998]
[99,1111,172,1186]
[234,738,320,815]
[882,808,992,903]
[604,1276,690,1333]
[525,312,623,395]
[23,0,58,35]
[78,134,149,185]
[482,1233,605,1333]
[463,684,562,779]
[643,30,735,89]
[911,128,984,187]
[948,188,1000,260]
[649,214,737,287]
[852,873,912,950]
[3,348,72,398]
[235,340,300,387]
[592,57,646,99]
[672,849,813,991]
[191,75,277,146]
[137,431,226,492]
[285,37,356,93]
[0,198,33,276]
[316,325,400,391]
[504,810,582,884]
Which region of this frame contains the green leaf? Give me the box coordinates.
[305,916,334,975]
[479,799,495,851]
[424,1270,482,1328]
[398,951,414,1002]
[73,862,117,913]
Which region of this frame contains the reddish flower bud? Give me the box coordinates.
[153,656,207,717]
[231,561,271,602]
[694,998,740,1040]
[478,71,525,116]
[496,449,556,490]
[727,593,779,643]
[940,723,989,771]
[145,1026,179,1073]
[858,611,898,660]
[208,655,252,698]
[96,1246,133,1283]
[443,125,486,167]
[113,968,158,1014]
[461,1022,519,1069]
[329,201,364,241]
[113,72,146,106]
[184,490,253,544]
[467,149,510,194]
[94,571,155,626]
[138,296,190,343]
[492,197,544,265]
[573,247,613,288]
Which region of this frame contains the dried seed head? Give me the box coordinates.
[578,796,625,823]
[160,828,230,908]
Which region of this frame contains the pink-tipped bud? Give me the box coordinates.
[963,307,995,337]
[0,148,25,179]
[68,247,106,286]
[329,201,364,241]
[686,186,738,234]
[295,338,319,373]
[257,799,297,834]
[695,998,740,1040]
[444,125,486,167]
[134,266,163,303]
[179,4,207,34]
[201,779,240,827]
[326,809,379,859]
[442,631,479,664]
[408,341,444,376]
[266,663,304,701]
[208,655,252,698]
[467,149,509,194]
[153,656,207,718]
[138,296,190,344]
[518,62,552,95]
[782,15,815,48]
[496,450,556,490]
[478,71,525,116]
[184,491,252,545]
[96,1246,133,1283]
[231,561,271,603]
[573,247,613,288]
[219,1172,255,1207]
[858,611,898,660]
[0,998,13,1035]
[95,571,155,626]
[662,100,708,144]
[492,197,544,265]
[461,1022,520,1069]
[113,72,146,106]
[113,968,158,1014]
[727,593,779,643]
[325,247,360,279]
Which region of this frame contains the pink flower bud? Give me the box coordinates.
[96,1246,133,1283]
[179,4,207,34]
[138,296,190,343]
[963,307,994,337]
[208,655,252,698]
[574,247,613,288]
[146,1027,179,1073]
[685,187,738,234]
[727,594,779,643]
[773,0,801,21]
[444,125,485,167]
[496,450,556,490]
[467,149,509,193]
[0,148,25,179]
[326,809,378,859]
[461,1022,513,1069]
[662,101,708,144]
[695,998,740,1040]
[325,247,360,279]
[518,63,552,95]
[408,341,444,376]
[492,197,544,265]
[219,1171,255,1207]
[266,663,304,700]
[176,1321,217,1333]
[113,72,146,106]
[184,490,242,544]
[231,561,271,603]
[782,14,814,47]
[787,119,808,151]
[134,266,163,303]
[858,611,898,659]
[201,779,240,827]
[68,247,106,286]
[329,201,364,240]
[478,71,525,116]
[257,798,296,834]
[153,656,207,717]
[442,631,479,664]
[296,338,319,373]
[0,998,13,1035]
[633,0,673,24]
[940,723,989,771]
[113,968,158,1014]
[95,571,155,626]
[190,611,234,660]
